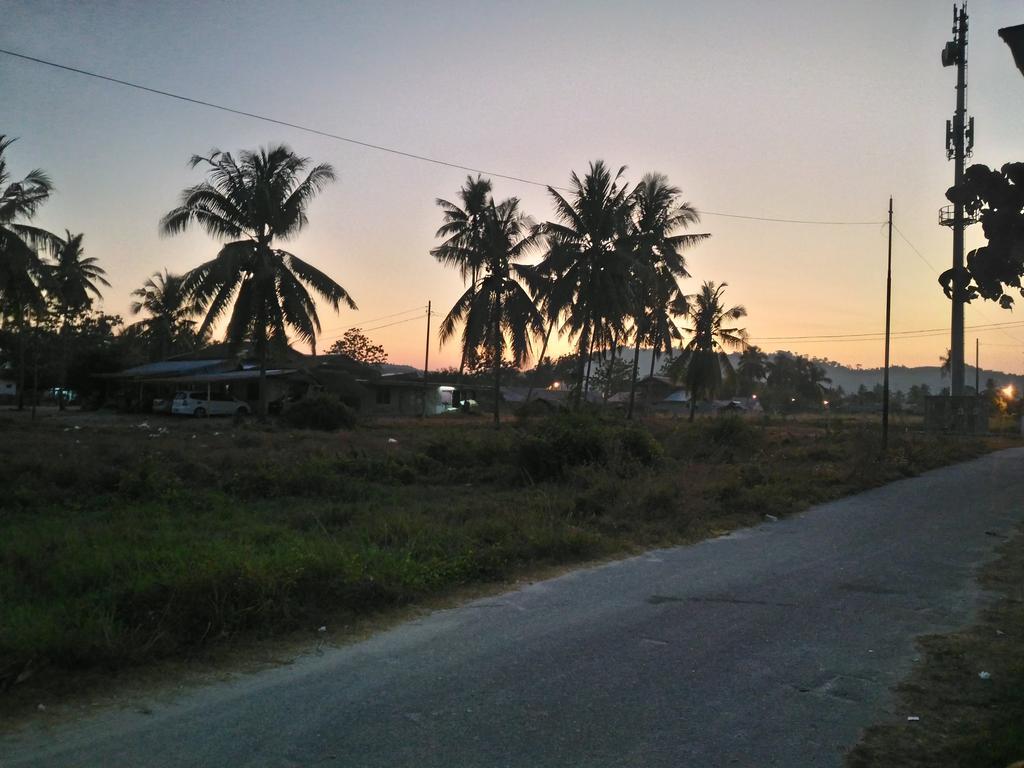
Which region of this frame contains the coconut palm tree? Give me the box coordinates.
[667,281,748,421]
[736,345,768,396]
[431,175,493,282]
[50,231,109,408]
[0,136,62,409]
[939,348,952,378]
[625,173,709,418]
[439,197,544,426]
[50,231,108,312]
[130,270,201,360]
[0,136,60,303]
[431,175,493,380]
[537,161,634,406]
[160,145,356,417]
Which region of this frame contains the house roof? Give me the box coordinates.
[661,389,691,402]
[99,359,232,379]
[145,369,304,384]
[502,387,569,403]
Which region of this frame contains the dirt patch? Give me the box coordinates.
[846,529,1024,768]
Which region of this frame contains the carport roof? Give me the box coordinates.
[145,369,302,384]
[98,359,230,379]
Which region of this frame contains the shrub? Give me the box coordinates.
[281,395,356,431]
[517,413,608,481]
[664,416,761,462]
[516,413,661,481]
[618,427,663,466]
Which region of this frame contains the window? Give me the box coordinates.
[375,387,391,405]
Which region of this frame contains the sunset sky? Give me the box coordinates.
[3,0,1024,373]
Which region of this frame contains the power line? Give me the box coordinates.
[1,46,884,227]
[698,210,883,225]
[751,319,1024,343]
[892,224,1024,345]
[892,224,941,274]
[360,314,428,334]
[318,304,426,336]
[320,313,428,343]
[0,48,559,191]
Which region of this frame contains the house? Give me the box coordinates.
[101,344,349,412]
[714,397,763,414]
[502,386,571,411]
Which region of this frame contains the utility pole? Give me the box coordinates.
[883,196,893,449]
[422,300,431,417]
[941,3,974,397]
[975,337,980,394]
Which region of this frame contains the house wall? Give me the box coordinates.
[362,385,447,417]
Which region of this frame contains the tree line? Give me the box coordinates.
[430,162,749,424]
[1,138,362,416]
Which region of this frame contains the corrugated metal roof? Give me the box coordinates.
[146,369,300,384]
[111,359,230,378]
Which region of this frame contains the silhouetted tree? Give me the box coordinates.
[736,345,768,396]
[625,173,707,418]
[942,162,1024,308]
[537,161,634,406]
[161,145,356,417]
[0,135,61,409]
[431,175,494,380]
[328,327,388,366]
[50,231,108,408]
[667,282,747,421]
[130,270,202,360]
[439,197,544,426]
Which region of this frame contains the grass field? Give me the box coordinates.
[0,408,1014,711]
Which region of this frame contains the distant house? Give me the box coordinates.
[714,397,763,414]
[503,386,569,406]
[101,344,358,412]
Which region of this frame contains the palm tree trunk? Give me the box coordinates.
[626,324,643,419]
[258,341,269,420]
[525,314,555,406]
[602,336,617,402]
[31,342,39,421]
[583,331,596,401]
[16,324,26,411]
[492,302,501,429]
[58,319,68,411]
[646,331,660,413]
[574,325,589,409]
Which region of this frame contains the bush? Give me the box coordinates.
[281,395,356,431]
[516,413,661,481]
[664,416,761,462]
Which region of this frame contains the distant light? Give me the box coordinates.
[1002,384,1015,398]
[551,381,560,389]
[751,394,757,399]
[791,397,796,402]
[823,400,829,407]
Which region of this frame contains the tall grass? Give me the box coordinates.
[0,413,1007,694]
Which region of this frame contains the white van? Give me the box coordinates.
[171,391,251,417]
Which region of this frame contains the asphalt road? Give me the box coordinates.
[4,448,1024,768]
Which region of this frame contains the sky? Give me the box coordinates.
[3,0,1024,373]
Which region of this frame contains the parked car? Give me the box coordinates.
[171,391,251,417]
